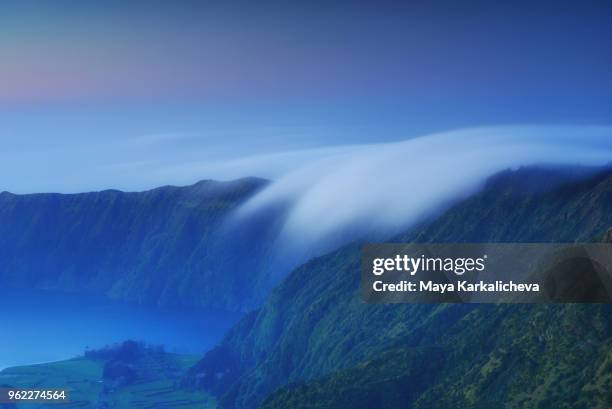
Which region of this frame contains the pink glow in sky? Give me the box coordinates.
[2,2,611,106]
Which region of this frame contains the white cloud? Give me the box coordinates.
[234,125,612,268]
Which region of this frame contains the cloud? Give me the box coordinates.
[149,145,357,183]
[234,125,612,266]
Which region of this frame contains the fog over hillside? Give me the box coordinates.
[233,126,612,270]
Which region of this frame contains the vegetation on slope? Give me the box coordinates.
[262,305,611,409]
[187,166,612,408]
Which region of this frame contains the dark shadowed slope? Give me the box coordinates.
[0,177,279,311]
[187,166,612,409]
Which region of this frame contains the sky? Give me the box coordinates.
[1,1,612,192]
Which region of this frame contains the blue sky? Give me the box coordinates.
[1,1,611,192]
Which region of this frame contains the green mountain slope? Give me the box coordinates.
[263,346,446,409]
[0,178,274,311]
[263,305,611,409]
[187,166,612,408]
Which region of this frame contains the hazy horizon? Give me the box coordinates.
[2,1,612,193]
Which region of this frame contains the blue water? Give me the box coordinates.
[0,288,242,370]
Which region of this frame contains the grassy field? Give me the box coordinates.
[0,354,215,409]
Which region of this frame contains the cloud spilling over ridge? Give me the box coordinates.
[234,126,612,264]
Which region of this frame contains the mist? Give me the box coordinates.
[234,126,612,269]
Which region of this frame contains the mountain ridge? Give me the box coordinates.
[0,176,276,311]
[0,176,269,196]
[187,165,612,408]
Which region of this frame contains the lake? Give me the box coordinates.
[0,288,242,370]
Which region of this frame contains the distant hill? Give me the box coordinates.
[187,166,612,409]
[0,342,214,409]
[0,177,279,311]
